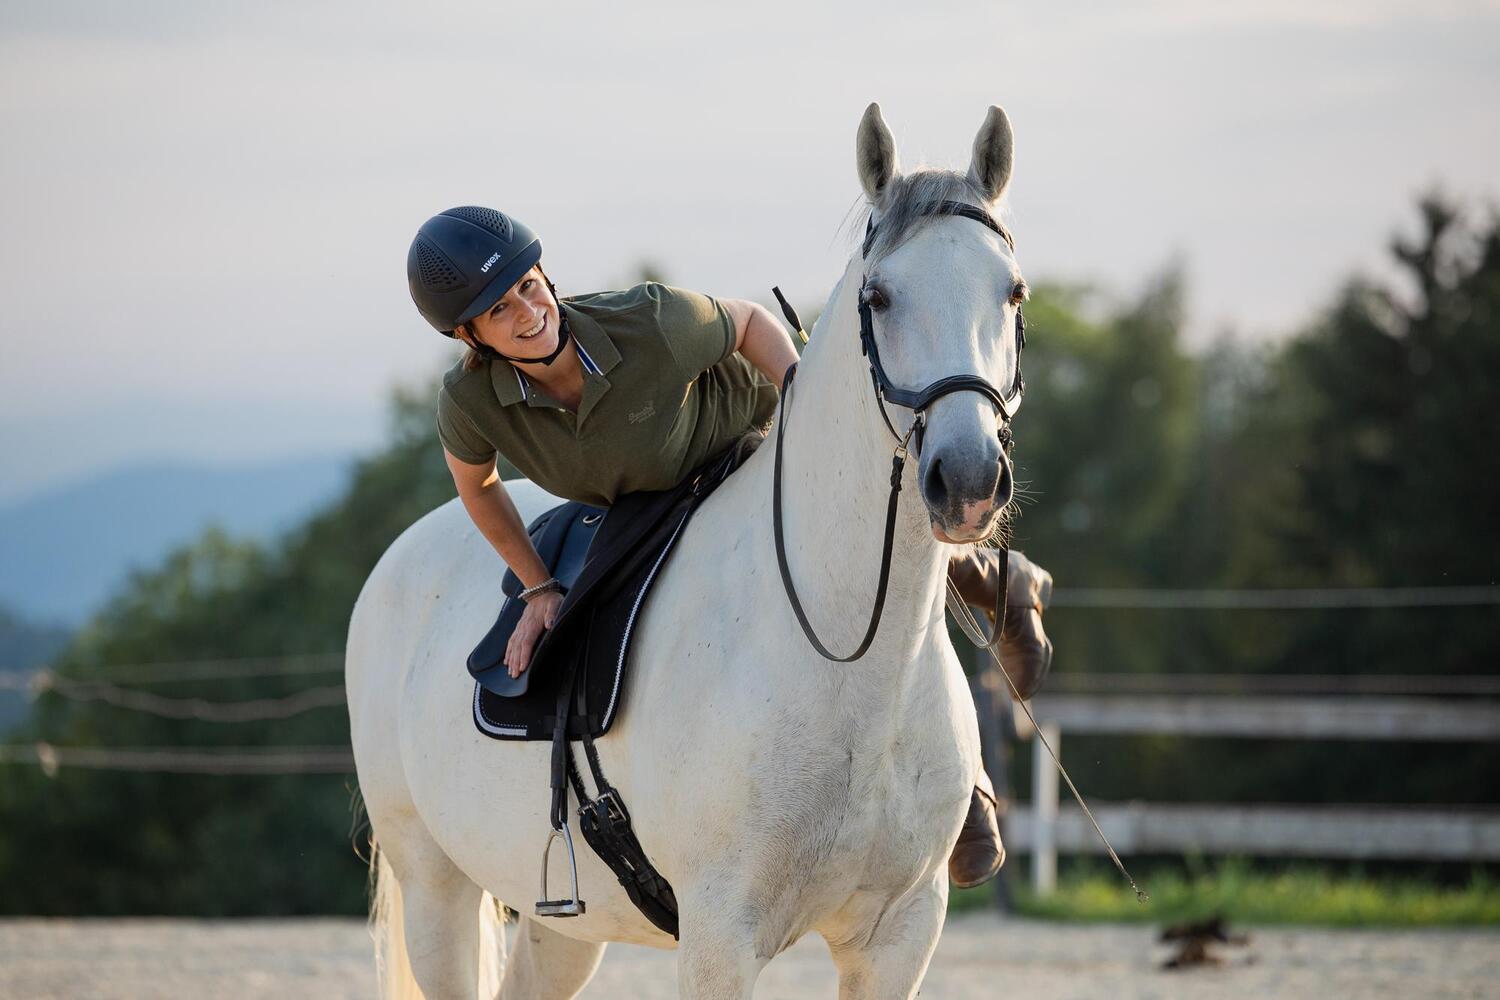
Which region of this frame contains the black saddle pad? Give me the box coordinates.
[471,432,762,742]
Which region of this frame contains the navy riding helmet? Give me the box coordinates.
[407,206,571,365]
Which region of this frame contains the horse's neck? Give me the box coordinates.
[758,257,951,696]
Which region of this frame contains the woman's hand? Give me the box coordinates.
[505,590,563,678]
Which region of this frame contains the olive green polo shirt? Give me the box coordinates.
[436,282,778,508]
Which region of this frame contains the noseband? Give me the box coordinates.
[773,200,1027,662]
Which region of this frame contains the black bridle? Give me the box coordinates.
[773,200,1027,662]
[857,201,1025,439]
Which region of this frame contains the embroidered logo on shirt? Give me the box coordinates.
[627,401,656,425]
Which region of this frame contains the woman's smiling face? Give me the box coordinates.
[463,266,560,360]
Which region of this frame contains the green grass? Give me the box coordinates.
[949,859,1500,927]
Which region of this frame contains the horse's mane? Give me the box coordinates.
[847,169,1005,267]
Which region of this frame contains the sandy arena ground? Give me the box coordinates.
[1,913,1496,999]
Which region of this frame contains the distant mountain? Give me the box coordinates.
[0,452,359,626]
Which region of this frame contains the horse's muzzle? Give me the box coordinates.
[922,448,1012,542]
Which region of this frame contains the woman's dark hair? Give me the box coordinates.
[454,326,486,373]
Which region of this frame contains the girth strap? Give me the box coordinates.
[548,614,680,938]
[574,785,680,937]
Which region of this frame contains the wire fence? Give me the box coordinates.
[30,675,349,721]
[0,652,345,684]
[1,585,1496,776]
[0,654,355,775]
[0,743,355,775]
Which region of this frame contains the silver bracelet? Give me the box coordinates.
[519,577,563,602]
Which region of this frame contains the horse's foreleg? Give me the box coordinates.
[498,915,606,1000]
[824,876,949,1000]
[675,905,769,1000]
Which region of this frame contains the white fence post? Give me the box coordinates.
[1031,720,1060,895]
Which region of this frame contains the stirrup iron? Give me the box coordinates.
[535,825,586,917]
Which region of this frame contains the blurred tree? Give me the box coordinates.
[1204,196,1500,805]
[1009,270,1201,677]
[1227,196,1500,669]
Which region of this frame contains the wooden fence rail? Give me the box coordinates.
[1006,802,1500,861]
[1019,694,1499,893]
[1031,695,1500,742]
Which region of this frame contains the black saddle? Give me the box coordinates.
[468,431,762,742]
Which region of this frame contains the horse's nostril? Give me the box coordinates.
[923,457,949,507]
[995,457,1014,508]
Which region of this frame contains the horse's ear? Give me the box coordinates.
[856,102,900,205]
[967,105,1014,204]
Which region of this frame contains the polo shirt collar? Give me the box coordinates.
[565,303,622,376]
[487,301,622,407]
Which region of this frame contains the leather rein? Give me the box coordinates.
[772,200,1025,662]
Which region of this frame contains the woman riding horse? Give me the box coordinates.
[406,206,1047,888]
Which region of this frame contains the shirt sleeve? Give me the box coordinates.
[649,283,737,378]
[436,387,497,465]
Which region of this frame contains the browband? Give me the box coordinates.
[862,200,1015,258]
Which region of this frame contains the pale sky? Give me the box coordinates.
[2,0,1497,502]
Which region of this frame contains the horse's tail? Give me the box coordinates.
[369,842,423,1000]
[369,839,510,999]
[477,886,510,997]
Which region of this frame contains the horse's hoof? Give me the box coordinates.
[949,785,1006,888]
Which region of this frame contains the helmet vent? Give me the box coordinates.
[414,238,465,292]
[444,206,512,240]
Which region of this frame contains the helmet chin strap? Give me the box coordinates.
[468,279,572,366]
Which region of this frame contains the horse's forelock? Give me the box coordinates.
[850,169,1009,267]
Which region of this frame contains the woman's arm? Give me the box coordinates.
[445,449,563,677]
[445,450,551,586]
[721,299,800,389]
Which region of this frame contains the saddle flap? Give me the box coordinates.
[469,502,605,696]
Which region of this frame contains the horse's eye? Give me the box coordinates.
[1010,282,1029,307]
[863,285,889,311]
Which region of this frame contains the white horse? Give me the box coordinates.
[347,101,1028,1000]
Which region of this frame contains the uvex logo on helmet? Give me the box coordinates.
[480,252,503,273]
